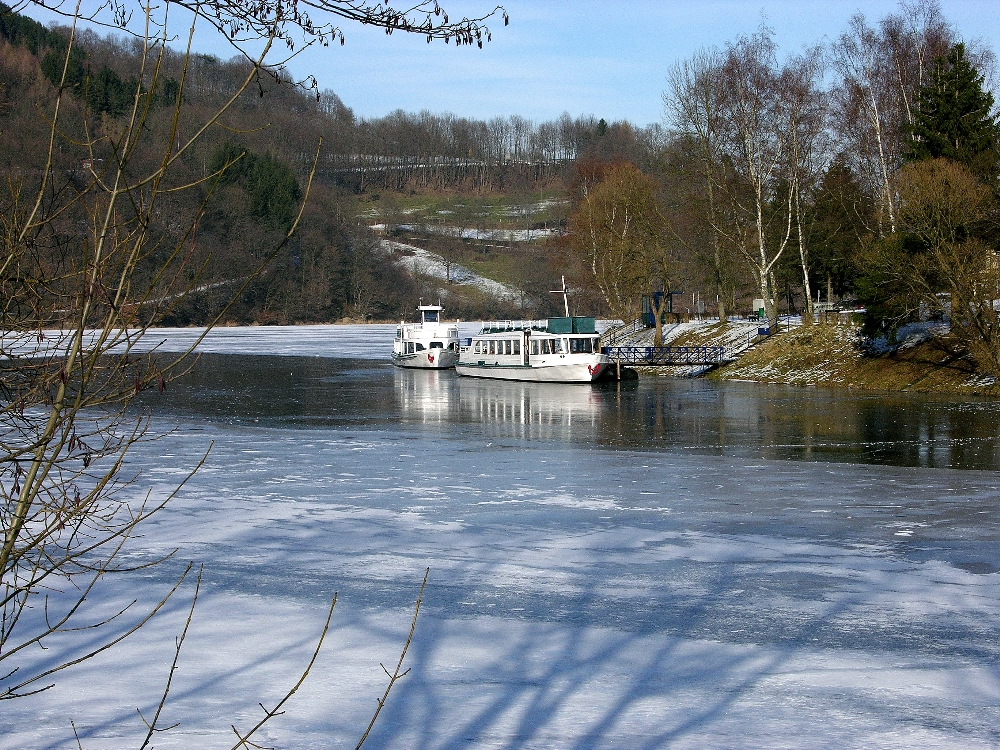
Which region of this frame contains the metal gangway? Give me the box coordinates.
[602,345,728,365]
[600,319,774,366]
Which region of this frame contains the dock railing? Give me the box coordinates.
[599,317,645,348]
[603,325,766,365]
[602,345,727,365]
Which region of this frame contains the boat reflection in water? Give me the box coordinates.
[394,367,605,438]
[393,367,459,424]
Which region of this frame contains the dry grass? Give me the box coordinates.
[711,322,1000,394]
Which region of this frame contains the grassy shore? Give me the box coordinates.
[709,322,1000,395]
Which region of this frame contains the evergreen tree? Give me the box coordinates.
[209,143,302,231]
[807,159,873,300]
[907,43,1000,182]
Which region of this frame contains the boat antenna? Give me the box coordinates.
[550,275,570,316]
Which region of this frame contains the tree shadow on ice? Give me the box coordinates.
[21,585,334,750]
[358,563,871,749]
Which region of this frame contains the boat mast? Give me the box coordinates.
[550,276,570,317]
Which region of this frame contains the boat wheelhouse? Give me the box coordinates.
[392,304,460,369]
[456,317,610,382]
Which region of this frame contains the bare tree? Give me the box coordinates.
[780,46,829,321]
[664,47,735,321]
[860,159,1000,374]
[715,28,793,327]
[565,163,679,342]
[832,4,953,236]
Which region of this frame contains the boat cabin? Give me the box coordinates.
[456,316,609,381]
[419,304,442,324]
[467,334,600,362]
[397,337,456,355]
[394,303,459,356]
[462,317,601,367]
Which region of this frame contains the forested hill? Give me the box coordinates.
[0,5,656,324]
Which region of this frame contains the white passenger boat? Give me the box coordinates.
[456,317,611,382]
[392,304,460,369]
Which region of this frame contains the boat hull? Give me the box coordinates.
[455,361,607,382]
[392,349,459,369]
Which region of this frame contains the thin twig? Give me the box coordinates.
[355,567,429,750]
[228,593,338,750]
[138,564,203,749]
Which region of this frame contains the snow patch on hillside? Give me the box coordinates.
[375,223,559,243]
[384,239,521,302]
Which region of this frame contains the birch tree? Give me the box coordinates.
[715,29,792,327]
[780,47,829,320]
[832,4,952,236]
[664,47,735,321]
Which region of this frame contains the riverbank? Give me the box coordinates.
[710,321,1000,395]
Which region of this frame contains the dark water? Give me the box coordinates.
[142,353,1000,470]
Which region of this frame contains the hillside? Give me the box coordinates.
[1,5,645,326]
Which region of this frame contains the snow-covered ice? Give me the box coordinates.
[4,326,1000,749]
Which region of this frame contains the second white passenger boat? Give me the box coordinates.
[456,317,611,382]
[392,304,460,369]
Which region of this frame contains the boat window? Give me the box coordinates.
[415,343,425,351]
[422,310,439,323]
[474,340,481,354]
[407,342,414,354]
[593,337,601,352]
[514,340,521,355]
[553,339,565,354]
[488,340,495,355]
[504,340,512,355]
[530,340,539,355]
[570,338,592,354]
[395,328,402,340]
[430,341,443,348]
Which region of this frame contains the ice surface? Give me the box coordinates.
[4,326,1000,749]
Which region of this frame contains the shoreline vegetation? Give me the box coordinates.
[697,321,997,396]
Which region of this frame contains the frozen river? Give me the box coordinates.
[5,324,1000,749]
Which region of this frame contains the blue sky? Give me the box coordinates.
[18,1,1000,126]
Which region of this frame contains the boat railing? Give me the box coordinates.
[477,319,548,334]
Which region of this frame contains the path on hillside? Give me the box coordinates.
[384,239,522,302]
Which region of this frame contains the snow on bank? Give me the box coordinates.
[867,321,950,354]
[384,239,522,302]
[620,319,767,352]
